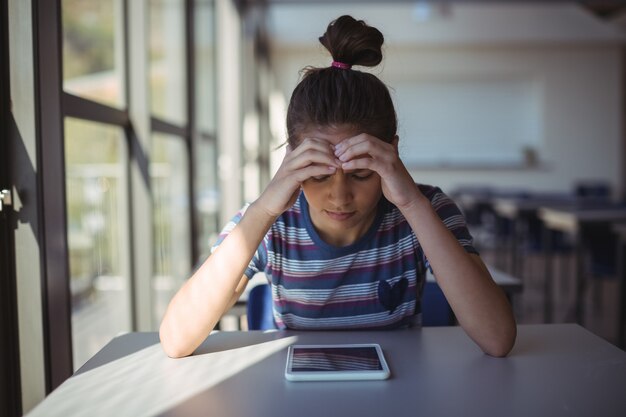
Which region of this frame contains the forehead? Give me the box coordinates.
[298,125,359,146]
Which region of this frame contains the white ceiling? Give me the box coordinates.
[267,2,626,47]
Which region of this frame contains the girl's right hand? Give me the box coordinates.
[255,138,341,218]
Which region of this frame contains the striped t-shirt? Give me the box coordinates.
[213,184,477,330]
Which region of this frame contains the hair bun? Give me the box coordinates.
[318,15,384,68]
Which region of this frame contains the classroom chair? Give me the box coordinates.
[421,281,455,326]
[246,284,276,330]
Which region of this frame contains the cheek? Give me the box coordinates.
[354,180,382,205]
[300,183,325,205]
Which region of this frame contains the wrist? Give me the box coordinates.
[247,199,281,225]
[394,184,428,209]
[396,191,432,216]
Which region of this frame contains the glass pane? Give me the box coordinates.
[65,118,131,370]
[152,133,191,326]
[62,0,125,108]
[195,0,216,132]
[195,138,219,261]
[149,0,187,125]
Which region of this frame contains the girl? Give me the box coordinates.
[160,15,516,358]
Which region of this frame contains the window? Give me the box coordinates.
[5,0,224,410]
[58,0,219,373]
[194,138,218,260]
[151,132,191,325]
[195,0,216,133]
[62,0,125,108]
[149,0,187,125]
[194,0,219,260]
[64,118,131,370]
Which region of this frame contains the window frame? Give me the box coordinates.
[34,0,74,390]
[30,0,217,391]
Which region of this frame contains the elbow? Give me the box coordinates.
[483,325,517,358]
[159,323,194,359]
[484,342,514,358]
[481,300,518,358]
[161,343,192,359]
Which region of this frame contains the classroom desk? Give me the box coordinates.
[613,222,626,348]
[26,325,626,417]
[537,206,626,324]
[492,195,573,277]
[425,264,522,326]
[427,263,523,299]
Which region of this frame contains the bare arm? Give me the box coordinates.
[159,203,275,358]
[335,134,516,357]
[159,139,341,358]
[400,195,516,357]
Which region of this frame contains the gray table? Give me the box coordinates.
[537,206,626,323]
[492,195,573,277]
[26,325,626,417]
[427,263,522,294]
[427,263,523,308]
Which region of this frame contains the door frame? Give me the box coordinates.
[0,0,23,414]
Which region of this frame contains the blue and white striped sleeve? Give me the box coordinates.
[418,185,479,273]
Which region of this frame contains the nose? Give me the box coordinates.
[327,170,353,206]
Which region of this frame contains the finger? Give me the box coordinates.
[287,146,336,167]
[333,134,368,157]
[291,137,334,157]
[334,133,385,156]
[340,157,381,173]
[284,149,341,172]
[292,165,337,183]
[285,138,341,165]
[336,140,392,164]
[335,135,391,161]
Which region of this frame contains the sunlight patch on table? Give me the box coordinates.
[26,336,298,417]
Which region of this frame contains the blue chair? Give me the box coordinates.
[246,282,455,329]
[246,284,276,330]
[421,281,454,326]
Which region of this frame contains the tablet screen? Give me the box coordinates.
[285,343,390,381]
[291,346,383,372]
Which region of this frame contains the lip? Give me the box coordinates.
[325,210,356,221]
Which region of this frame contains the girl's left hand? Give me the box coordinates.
[333,133,422,209]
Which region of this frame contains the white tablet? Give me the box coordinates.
[284,343,391,381]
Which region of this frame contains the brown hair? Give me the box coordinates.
[286,15,397,147]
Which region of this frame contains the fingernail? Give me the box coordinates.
[338,154,348,161]
[328,166,336,171]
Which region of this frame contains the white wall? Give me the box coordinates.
[271,43,623,198]
[392,44,623,195]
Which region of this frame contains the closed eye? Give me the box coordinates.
[351,171,374,181]
[310,170,373,182]
[311,175,331,182]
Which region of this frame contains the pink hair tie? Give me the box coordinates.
[331,61,352,70]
